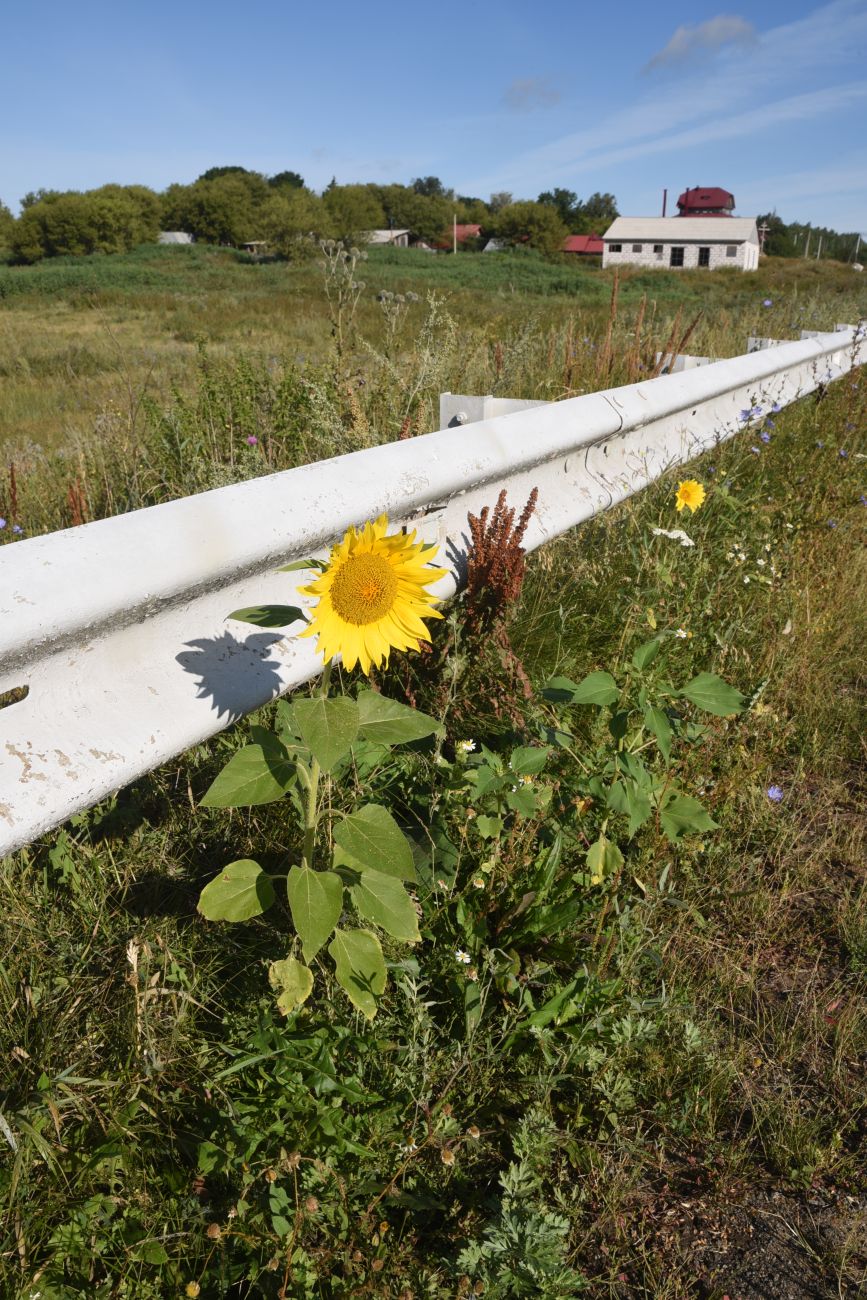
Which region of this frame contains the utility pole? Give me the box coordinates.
[804,231,811,258]
[453,212,457,256]
[758,220,769,253]
[816,236,822,260]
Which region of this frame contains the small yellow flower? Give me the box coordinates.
[300,515,447,674]
[675,479,706,513]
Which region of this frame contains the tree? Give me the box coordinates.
[269,170,305,190]
[411,176,448,199]
[161,172,270,244]
[492,201,567,255]
[322,184,385,242]
[579,192,618,231]
[20,189,62,210]
[10,188,154,262]
[538,188,581,228]
[376,185,452,244]
[0,201,14,250]
[489,191,513,213]
[197,165,257,182]
[260,188,325,258]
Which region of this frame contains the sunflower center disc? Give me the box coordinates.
[330,553,399,625]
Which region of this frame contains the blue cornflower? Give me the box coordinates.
[11,524,22,535]
[760,431,771,444]
[828,519,837,529]
[859,495,867,506]
[839,448,849,458]
[752,405,763,417]
[739,409,752,422]
[763,299,773,307]
[765,419,775,430]
[816,440,824,448]
[0,517,5,529]
[766,785,784,803]
[750,446,762,454]
[771,402,782,413]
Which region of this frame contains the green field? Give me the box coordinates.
[1,247,866,1298]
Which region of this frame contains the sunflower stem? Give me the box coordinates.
[301,658,333,871]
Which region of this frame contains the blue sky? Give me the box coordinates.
[2,0,866,233]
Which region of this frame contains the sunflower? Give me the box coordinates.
[675,479,706,513]
[299,515,448,674]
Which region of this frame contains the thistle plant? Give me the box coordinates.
[197,515,447,1018]
[319,238,368,359]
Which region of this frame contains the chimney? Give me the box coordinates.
[662,188,667,217]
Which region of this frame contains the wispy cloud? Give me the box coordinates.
[502,77,560,111]
[465,0,867,195]
[645,15,756,72]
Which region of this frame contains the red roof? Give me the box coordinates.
[433,222,482,249]
[676,187,734,214]
[562,234,604,254]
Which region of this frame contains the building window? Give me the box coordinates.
[632,243,642,252]
[670,246,684,267]
[698,246,710,267]
[609,243,622,252]
[726,244,737,257]
[653,244,663,257]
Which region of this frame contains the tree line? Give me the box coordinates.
[0,170,860,266]
[0,169,619,264]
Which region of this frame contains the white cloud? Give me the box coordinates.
[645,15,756,71]
[503,77,561,111]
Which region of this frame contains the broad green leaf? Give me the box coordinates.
[355,690,440,745]
[333,804,416,881]
[198,859,274,922]
[570,671,620,707]
[541,676,582,702]
[350,869,420,942]
[131,1241,169,1265]
[328,928,387,1019]
[465,979,482,1038]
[527,977,581,1029]
[586,835,624,883]
[607,780,653,837]
[286,866,343,962]
[506,786,537,817]
[509,745,551,775]
[228,604,306,628]
[200,740,296,808]
[644,704,672,762]
[269,957,314,1014]
[660,793,718,842]
[678,672,746,717]
[474,814,503,839]
[294,696,359,772]
[277,557,322,572]
[632,638,661,671]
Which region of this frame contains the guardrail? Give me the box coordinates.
[1,325,863,855]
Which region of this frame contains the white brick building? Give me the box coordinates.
[602,217,759,271]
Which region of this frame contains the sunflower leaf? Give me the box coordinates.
[328,928,387,1019]
[199,741,296,807]
[350,869,420,942]
[355,690,441,745]
[227,605,307,628]
[286,866,344,962]
[269,957,314,1015]
[293,697,359,772]
[333,804,416,882]
[198,859,274,922]
[678,673,746,717]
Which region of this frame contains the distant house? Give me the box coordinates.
[158,231,193,245]
[366,229,411,247]
[240,240,269,255]
[434,223,482,250]
[602,217,759,271]
[562,234,604,256]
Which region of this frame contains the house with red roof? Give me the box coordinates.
[562,234,604,256]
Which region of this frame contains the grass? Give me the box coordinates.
[0,253,865,1298]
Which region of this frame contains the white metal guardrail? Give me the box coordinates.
[1,326,864,855]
